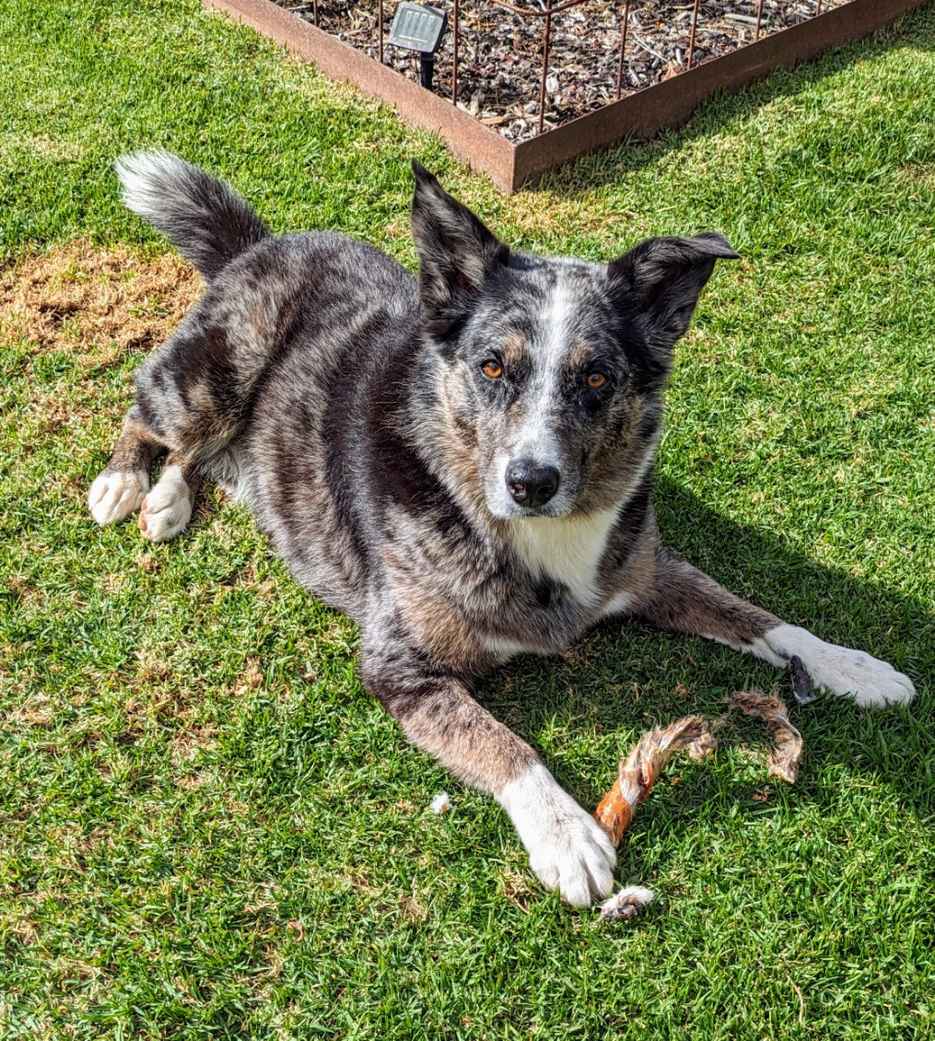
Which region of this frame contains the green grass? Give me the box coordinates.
[1,1,934,1038]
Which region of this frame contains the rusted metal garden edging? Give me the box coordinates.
[204,0,516,190]
[203,0,927,192]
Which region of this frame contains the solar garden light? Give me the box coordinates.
[388,2,448,91]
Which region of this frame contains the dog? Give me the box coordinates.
[89,153,916,907]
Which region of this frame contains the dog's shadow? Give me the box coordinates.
[487,11,935,855]
[475,476,933,841]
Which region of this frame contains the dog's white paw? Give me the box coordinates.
[88,469,149,526]
[500,763,616,907]
[138,465,192,543]
[759,624,915,708]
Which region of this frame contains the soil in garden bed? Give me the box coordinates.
[275,1,848,142]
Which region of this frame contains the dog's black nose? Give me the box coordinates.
[506,459,560,508]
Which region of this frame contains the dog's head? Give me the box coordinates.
[410,163,738,519]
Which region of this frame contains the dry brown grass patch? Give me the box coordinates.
[5,693,55,728]
[507,191,637,246]
[398,892,428,923]
[234,657,264,697]
[0,240,201,366]
[499,868,535,912]
[897,162,935,192]
[170,723,218,764]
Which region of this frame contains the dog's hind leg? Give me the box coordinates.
[88,407,160,526]
[623,546,916,708]
[359,621,617,907]
[90,310,247,537]
[138,453,203,543]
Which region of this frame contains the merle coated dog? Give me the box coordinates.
[89,153,915,907]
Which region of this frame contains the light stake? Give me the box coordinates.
[387,2,448,90]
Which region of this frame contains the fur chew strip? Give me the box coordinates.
[727,690,803,783]
[594,690,803,848]
[599,885,656,922]
[593,715,716,846]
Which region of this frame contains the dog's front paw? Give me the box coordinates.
[763,625,915,708]
[499,763,616,907]
[88,469,149,525]
[525,809,617,908]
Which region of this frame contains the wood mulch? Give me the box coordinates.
[275,1,848,141]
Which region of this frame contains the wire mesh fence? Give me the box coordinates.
[278,1,843,141]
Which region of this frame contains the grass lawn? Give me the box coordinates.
[1,1,933,1038]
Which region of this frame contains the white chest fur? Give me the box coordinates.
[508,506,619,608]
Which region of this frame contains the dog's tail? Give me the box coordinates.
[114,151,269,281]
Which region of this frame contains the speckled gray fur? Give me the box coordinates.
[92,153,913,905]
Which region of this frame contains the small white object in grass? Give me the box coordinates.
[430,792,450,815]
[599,885,656,922]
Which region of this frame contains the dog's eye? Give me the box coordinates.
[586,372,607,390]
[481,359,503,380]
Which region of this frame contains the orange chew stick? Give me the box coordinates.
[594,715,716,846]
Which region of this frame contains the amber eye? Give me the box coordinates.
[586,371,607,390]
[482,359,503,380]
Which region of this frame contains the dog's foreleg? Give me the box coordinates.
[359,630,616,906]
[628,547,915,707]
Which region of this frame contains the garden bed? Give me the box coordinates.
[206,0,926,189]
[278,1,848,143]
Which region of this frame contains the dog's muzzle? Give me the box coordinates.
[505,458,561,509]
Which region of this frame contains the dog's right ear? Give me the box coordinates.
[410,161,509,333]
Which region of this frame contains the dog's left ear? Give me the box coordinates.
[608,233,739,355]
[411,162,509,333]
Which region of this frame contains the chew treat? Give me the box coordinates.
[789,654,817,706]
[599,885,656,922]
[687,727,719,762]
[593,691,804,917]
[727,690,803,784]
[594,715,715,846]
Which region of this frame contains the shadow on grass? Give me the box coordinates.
[475,474,933,834]
[528,7,934,197]
[471,5,935,853]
